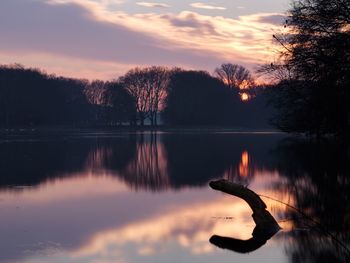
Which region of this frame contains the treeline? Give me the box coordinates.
[0,64,136,127]
[0,64,274,128]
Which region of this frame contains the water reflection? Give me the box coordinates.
[210,232,273,254]
[239,151,250,177]
[209,179,281,254]
[120,134,170,191]
[0,133,283,190]
[271,139,350,263]
[0,132,349,263]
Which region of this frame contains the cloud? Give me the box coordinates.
[72,196,254,258]
[136,2,170,8]
[0,0,222,76]
[255,14,286,25]
[0,0,285,79]
[190,2,226,10]
[167,12,218,36]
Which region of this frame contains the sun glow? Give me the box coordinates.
[241,92,249,101]
[239,150,249,176]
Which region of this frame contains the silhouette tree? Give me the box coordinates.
[267,79,330,135]
[84,80,106,105]
[147,66,170,126]
[84,80,108,124]
[0,64,90,126]
[214,63,254,90]
[119,66,170,126]
[162,70,239,125]
[0,64,274,129]
[102,82,136,125]
[263,0,350,137]
[120,68,149,126]
[0,65,136,127]
[84,80,136,126]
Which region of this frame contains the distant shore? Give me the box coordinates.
[0,125,281,139]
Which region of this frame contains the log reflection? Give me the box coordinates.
[209,179,280,253]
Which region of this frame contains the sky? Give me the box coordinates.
[0,0,289,80]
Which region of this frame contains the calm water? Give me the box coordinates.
[0,131,349,263]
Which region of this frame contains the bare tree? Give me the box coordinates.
[120,66,169,126]
[214,63,254,89]
[84,80,106,105]
[261,0,350,136]
[147,66,170,126]
[120,68,151,126]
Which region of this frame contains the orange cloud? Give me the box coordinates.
[74,4,286,67]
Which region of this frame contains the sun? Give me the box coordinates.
[241,92,249,101]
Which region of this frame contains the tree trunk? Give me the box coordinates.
[154,113,158,126]
[151,116,154,127]
[139,112,144,126]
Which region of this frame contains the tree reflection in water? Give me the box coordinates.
[271,139,350,263]
[119,133,170,191]
[0,132,282,189]
[0,132,349,262]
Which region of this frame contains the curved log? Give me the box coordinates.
[209,179,281,253]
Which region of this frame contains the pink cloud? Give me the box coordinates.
[0,0,285,79]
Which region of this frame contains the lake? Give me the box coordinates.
[0,131,349,263]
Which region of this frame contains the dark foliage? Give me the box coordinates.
[84,80,136,125]
[0,65,88,126]
[234,87,275,129]
[0,64,275,128]
[162,70,240,125]
[264,0,350,137]
[103,82,137,125]
[0,65,135,127]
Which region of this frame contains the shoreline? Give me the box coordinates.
[0,126,282,141]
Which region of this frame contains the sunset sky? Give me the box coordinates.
[0,0,289,80]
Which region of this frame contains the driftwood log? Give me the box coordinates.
[209,179,281,253]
